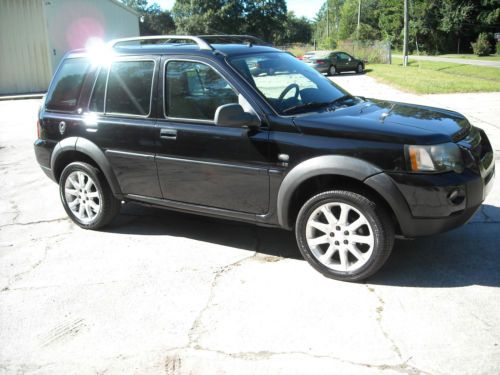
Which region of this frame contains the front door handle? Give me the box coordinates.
[160,128,177,140]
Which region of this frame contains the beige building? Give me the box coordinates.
[0,0,140,95]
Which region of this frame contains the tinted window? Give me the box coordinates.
[338,53,351,61]
[89,66,107,113]
[46,58,90,111]
[106,60,154,116]
[165,61,238,120]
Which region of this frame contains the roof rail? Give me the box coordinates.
[108,35,214,51]
[197,35,271,46]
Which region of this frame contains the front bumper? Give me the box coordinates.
[367,128,495,238]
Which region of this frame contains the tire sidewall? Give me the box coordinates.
[357,63,364,73]
[59,162,107,229]
[329,65,336,76]
[295,191,388,281]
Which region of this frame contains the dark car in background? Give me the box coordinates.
[303,50,365,76]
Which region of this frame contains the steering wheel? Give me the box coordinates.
[278,83,300,103]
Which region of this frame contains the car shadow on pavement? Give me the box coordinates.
[371,204,500,288]
[109,203,500,288]
[110,203,302,261]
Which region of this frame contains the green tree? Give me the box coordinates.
[172,0,244,35]
[121,0,176,36]
[313,0,344,47]
[439,0,474,53]
[244,0,288,42]
[276,11,313,44]
[141,4,176,35]
[377,0,403,47]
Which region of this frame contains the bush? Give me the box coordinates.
[471,33,491,56]
[338,40,391,64]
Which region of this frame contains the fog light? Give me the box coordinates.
[448,188,465,205]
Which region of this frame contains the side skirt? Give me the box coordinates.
[124,194,283,229]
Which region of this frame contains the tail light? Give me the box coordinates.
[315,60,326,64]
[37,119,41,138]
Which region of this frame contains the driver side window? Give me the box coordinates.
[338,53,350,61]
[165,61,238,121]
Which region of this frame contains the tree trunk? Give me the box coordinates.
[457,35,461,54]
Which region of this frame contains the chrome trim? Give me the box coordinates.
[155,155,267,173]
[105,149,155,160]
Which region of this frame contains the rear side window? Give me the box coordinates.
[46,58,90,111]
[105,60,155,116]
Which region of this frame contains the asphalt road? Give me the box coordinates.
[392,54,500,68]
[1,89,499,374]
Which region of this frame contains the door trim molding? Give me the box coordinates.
[155,154,268,174]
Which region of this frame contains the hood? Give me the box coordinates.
[293,99,471,145]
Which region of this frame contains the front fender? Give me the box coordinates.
[276,155,382,229]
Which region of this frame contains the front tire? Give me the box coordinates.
[295,190,394,282]
[357,63,364,74]
[59,162,121,230]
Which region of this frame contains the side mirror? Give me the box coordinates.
[214,104,260,130]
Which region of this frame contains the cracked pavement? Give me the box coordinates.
[1,85,500,374]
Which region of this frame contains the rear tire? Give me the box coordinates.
[59,162,121,230]
[295,190,394,282]
[327,65,337,76]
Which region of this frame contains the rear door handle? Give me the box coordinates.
[160,128,177,140]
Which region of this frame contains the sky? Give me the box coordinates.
[150,0,324,20]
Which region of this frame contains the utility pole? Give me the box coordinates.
[403,0,409,66]
[357,0,361,39]
[326,0,330,39]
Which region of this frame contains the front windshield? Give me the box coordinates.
[228,52,354,115]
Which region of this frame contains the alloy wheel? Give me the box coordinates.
[64,171,102,223]
[305,202,374,272]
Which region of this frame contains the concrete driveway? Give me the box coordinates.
[1,81,500,374]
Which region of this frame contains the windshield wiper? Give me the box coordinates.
[328,94,354,106]
[281,101,331,115]
[281,95,356,115]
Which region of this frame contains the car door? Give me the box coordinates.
[82,56,162,198]
[343,52,358,71]
[155,57,270,214]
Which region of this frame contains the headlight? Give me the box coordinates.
[406,143,464,173]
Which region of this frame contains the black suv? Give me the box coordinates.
[34,35,495,281]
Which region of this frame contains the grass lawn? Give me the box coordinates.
[435,54,500,61]
[366,58,500,94]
